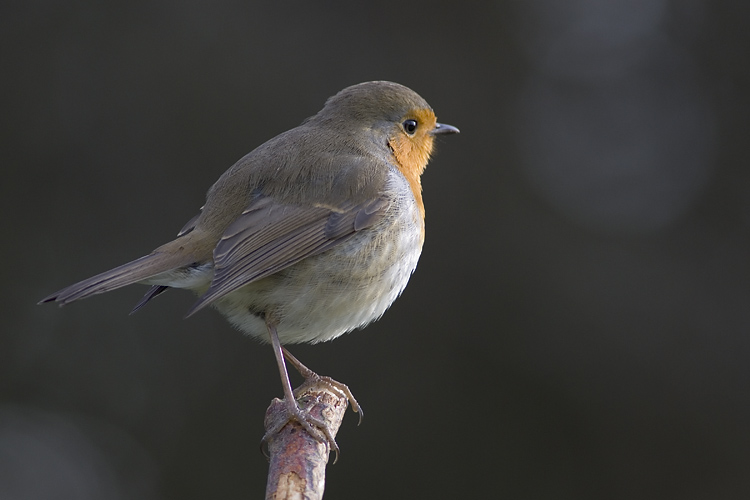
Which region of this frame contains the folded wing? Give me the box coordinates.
[185,195,388,317]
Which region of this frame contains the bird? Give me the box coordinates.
[40,81,459,454]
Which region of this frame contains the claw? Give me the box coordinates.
[262,391,342,463]
[283,346,363,425]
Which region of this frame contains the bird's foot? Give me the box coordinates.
[262,388,341,460]
[263,375,358,463]
[283,347,363,424]
[262,349,363,463]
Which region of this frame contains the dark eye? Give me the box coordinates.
[402,119,418,135]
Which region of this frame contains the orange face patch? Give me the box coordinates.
[387,108,438,225]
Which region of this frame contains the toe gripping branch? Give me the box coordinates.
[262,348,363,464]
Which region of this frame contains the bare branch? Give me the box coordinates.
[264,386,348,500]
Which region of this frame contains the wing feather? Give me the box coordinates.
[184,196,388,316]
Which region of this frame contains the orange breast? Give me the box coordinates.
[387,108,437,228]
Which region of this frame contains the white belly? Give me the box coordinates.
[214,205,423,344]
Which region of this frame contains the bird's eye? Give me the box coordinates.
[402,119,418,135]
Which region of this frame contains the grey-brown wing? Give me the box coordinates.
[184,195,388,316]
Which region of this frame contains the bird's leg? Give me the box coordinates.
[282,346,363,425]
[262,320,340,457]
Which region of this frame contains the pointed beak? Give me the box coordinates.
[431,122,460,135]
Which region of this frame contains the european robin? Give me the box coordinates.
[40,81,459,454]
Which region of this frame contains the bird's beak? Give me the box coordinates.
[431,122,460,135]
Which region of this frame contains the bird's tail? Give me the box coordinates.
[39,251,195,306]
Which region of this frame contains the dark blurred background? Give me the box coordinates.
[3,1,750,498]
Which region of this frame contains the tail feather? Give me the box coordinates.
[39,252,192,306]
[129,285,170,315]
